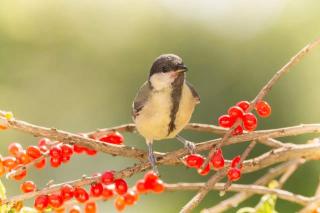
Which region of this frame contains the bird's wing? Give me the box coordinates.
[132,81,152,120]
[186,81,200,104]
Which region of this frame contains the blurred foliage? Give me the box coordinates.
[0,0,320,212]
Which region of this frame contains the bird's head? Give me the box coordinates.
[148,54,187,90]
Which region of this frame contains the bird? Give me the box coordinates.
[132,54,200,174]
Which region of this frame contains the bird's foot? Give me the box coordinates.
[176,135,196,154]
[147,143,159,176]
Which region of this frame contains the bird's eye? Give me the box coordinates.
[162,66,169,72]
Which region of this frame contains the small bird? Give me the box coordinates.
[132,54,200,174]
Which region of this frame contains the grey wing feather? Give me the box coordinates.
[132,81,152,120]
[186,81,200,104]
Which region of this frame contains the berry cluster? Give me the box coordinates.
[29,170,164,212]
[218,100,271,134]
[183,149,225,176]
[227,156,242,182]
[0,132,124,181]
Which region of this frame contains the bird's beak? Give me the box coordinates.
[176,64,188,73]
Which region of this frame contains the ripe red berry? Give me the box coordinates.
[12,169,27,181]
[231,155,241,168]
[101,170,114,184]
[123,190,138,205]
[49,145,62,158]
[255,100,271,118]
[144,171,159,182]
[85,202,97,213]
[16,151,31,165]
[198,163,210,176]
[135,180,147,194]
[232,125,243,136]
[73,144,86,154]
[26,146,42,159]
[210,149,225,170]
[114,179,128,195]
[69,205,81,213]
[236,101,250,112]
[102,186,114,199]
[99,132,124,145]
[61,155,71,163]
[90,182,103,197]
[20,181,36,193]
[38,138,51,148]
[152,180,165,193]
[85,148,97,156]
[218,114,235,128]
[227,167,241,181]
[60,184,74,201]
[8,143,23,156]
[2,156,17,170]
[74,187,89,203]
[183,154,204,168]
[228,106,244,120]
[61,144,73,157]
[34,195,49,211]
[34,158,46,169]
[114,196,126,212]
[50,157,62,168]
[48,193,63,209]
[243,113,257,131]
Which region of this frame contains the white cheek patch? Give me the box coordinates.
[150,72,175,90]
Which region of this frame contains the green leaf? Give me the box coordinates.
[0,180,8,213]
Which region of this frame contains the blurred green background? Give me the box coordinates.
[0,0,320,212]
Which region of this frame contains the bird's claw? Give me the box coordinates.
[148,152,159,176]
[185,141,196,154]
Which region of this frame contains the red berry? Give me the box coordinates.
[243,113,257,131]
[255,100,271,118]
[12,169,27,180]
[114,196,126,212]
[152,180,165,193]
[135,180,147,194]
[99,132,124,145]
[228,106,244,120]
[34,158,46,169]
[73,144,86,154]
[85,202,97,213]
[38,138,51,147]
[69,205,81,213]
[85,148,97,156]
[114,179,128,195]
[50,157,62,168]
[210,149,225,170]
[26,146,42,159]
[20,181,36,193]
[123,190,138,205]
[16,151,31,165]
[60,184,74,201]
[49,145,62,158]
[102,186,114,199]
[3,156,17,170]
[90,182,103,197]
[34,195,49,211]
[183,154,204,168]
[231,155,241,168]
[48,193,63,209]
[236,101,250,112]
[61,155,71,163]
[74,187,89,203]
[8,143,23,156]
[61,144,73,157]
[218,114,235,128]
[227,167,241,181]
[198,163,210,176]
[232,125,243,136]
[101,170,114,184]
[144,171,159,182]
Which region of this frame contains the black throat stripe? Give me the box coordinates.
[168,74,185,135]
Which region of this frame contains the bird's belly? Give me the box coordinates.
[135,90,172,140]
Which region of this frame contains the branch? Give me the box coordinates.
[182,36,320,213]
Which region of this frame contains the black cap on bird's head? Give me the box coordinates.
[149,54,188,77]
